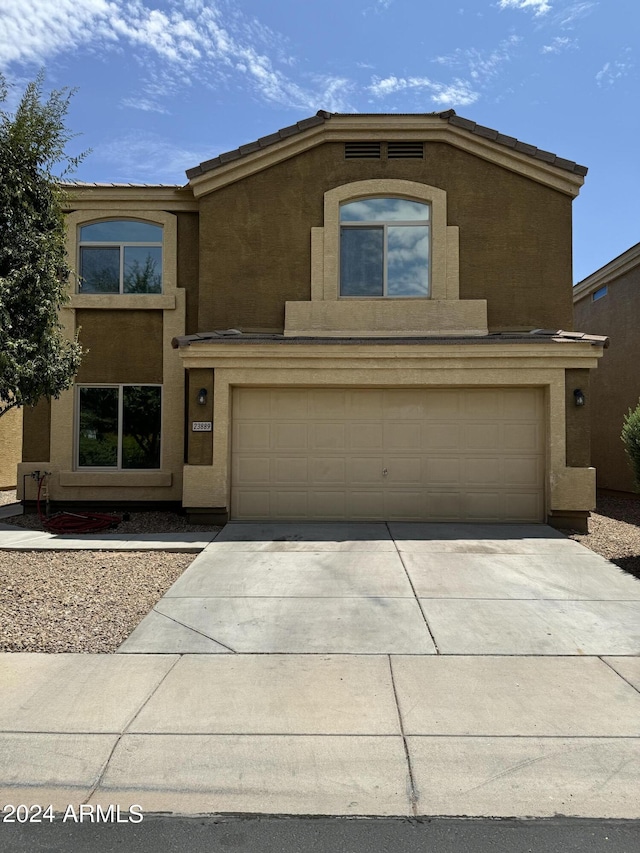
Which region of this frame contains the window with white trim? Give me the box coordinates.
[78,220,163,293]
[339,197,430,297]
[77,385,162,469]
[592,285,608,301]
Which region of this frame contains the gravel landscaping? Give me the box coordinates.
[0,491,217,534]
[567,495,640,580]
[0,551,196,653]
[0,493,638,653]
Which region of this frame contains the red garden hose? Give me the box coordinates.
[36,475,122,534]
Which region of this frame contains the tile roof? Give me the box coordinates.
[61,181,185,188]
[186,110,588,180]
[172,329,608,349]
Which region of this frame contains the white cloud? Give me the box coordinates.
[0,0,116,67]
[310,76,354,112]
[0,0,354,112]
[433,35,520,77]
[427,34,520,105]
[363,0,394,14]
[120,97,169,114]
[369,75,412,97]
[370,33,522,108]
[430,81,479,106]
[541,36,574,53]
[369,75,479,106]
[95,131,213,182]
[498,0,551,15]
[595,51,633,87]
[556,1,597,27]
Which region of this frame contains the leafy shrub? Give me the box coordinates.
[621,400,640,491]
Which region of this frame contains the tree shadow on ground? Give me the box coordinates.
[609,555,640,581]
[595,495,640,526]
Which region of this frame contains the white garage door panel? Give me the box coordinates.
[231,388,545,522]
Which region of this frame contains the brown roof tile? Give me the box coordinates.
[61,181,184,188]
[185,110,588,181]
[172,328,608,349]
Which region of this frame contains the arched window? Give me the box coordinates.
[339,198,430,297]
[78,220,163,294]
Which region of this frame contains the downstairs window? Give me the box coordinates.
[77,385,162,469]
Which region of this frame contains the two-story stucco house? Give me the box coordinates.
[17,110,606,531]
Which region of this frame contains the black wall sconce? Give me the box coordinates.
[574,389,585,407]
[198,388,208,406]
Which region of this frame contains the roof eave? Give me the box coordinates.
[60,183,198,212]
[187,113,586,199]
[573,241,640,302]
[172,329,608,349]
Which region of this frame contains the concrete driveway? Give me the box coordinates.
[3,522,640,818]
[119,522,640,655]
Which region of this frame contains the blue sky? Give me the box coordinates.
[1,0,637,283]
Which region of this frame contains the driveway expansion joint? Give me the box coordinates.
[386,522,440,654]
[387,655,419,816]
[599,656,640,696]
[151,607,238,653]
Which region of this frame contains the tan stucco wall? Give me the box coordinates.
[187,368,214,465]
[0,407,22,489]
[565,368,591,468]
[177,212,200,335]
[22,400,51,462]
[198,141,574,334]
[574,269,640,492]
[284,299,488,337]
[75,310,163,383]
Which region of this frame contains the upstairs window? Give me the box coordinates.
[339,198,430,297]
[78,220,163,293]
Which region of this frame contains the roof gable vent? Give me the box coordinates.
[388,141,424,159]
[344,142,382,159]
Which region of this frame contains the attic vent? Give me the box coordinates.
[344,142,382,159]
[388,141,424,159]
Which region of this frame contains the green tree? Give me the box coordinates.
[0,72,86,417]
[621,400,640,491]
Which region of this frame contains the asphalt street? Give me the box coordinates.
[2,816,639,853]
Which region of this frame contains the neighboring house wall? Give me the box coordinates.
[574,245,640,494]
[198,141,574,334]
[0,407,22,489]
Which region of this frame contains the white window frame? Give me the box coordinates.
[339,199,431,298]
[78,219,163,295]
[75,383,163,471]
[592,285,608,302]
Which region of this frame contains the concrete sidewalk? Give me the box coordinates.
[1,652,639,817]
[0,521,217,552]
[1,522,639,818]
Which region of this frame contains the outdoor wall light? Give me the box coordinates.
[197,388,208,406]
[574,389,585,407]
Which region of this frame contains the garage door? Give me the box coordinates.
[231,387,545,522]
